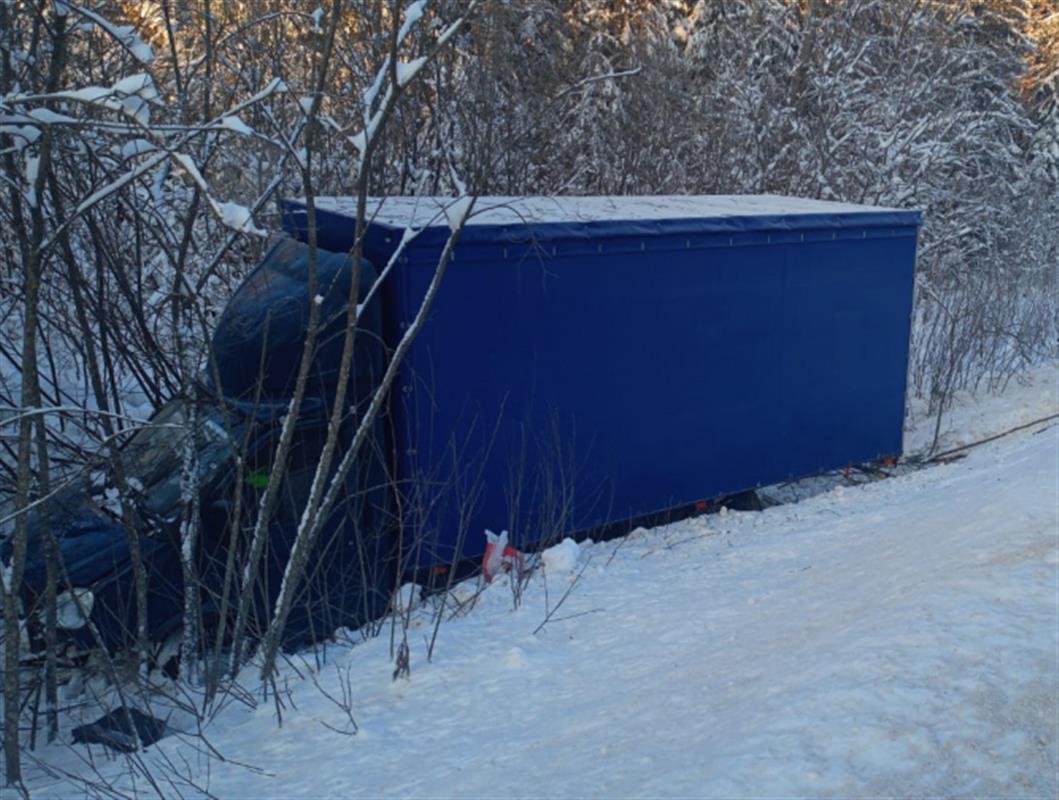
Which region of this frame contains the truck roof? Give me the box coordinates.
[315,194,918,229]
[285,195,922,251]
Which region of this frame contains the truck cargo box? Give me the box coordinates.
[283,196,922,567]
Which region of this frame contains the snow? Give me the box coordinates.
[73,7,154,63]
[541,536,580,574]
[55,589,94,630]
[214,201,264,236]
[904,363,1058,456]
[169,152,265,235]
[315,194,916,231]
[53,85,113,103]
[121,95,150,126]
[0,124,40,148]
[172,151,208,190]
[110,73,156,98]
[23,154,39,205]
[20,362,1059,798]
[25,108,77,125]
[360,60,389,114]
[443,195,474,231]
[398,0,428,45]
[119,138,156,159]
[219,114,254,135]
[393,583,422,614]
[347,131,368,155]
[395,57,428,88]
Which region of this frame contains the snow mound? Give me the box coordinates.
[503,647,527,670]
[542,537,580,575]
[392,583,421,614]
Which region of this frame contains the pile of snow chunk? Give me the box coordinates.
[541,537,582,575]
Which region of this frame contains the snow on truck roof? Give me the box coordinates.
[314,194,920,226]
[294,195,922,249]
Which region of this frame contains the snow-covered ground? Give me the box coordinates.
[22,363,1059,798]
[904,364,1059,456]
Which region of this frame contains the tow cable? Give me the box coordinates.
[914,412,1059,466]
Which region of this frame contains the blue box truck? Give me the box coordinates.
[7,195,921,653]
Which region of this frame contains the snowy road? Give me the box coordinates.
[25,374,1059,799]
[318,424,1057,799]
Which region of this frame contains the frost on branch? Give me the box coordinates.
[24,108,76,125]
[71,3,154,63]
[396,57,428,88]
[214,202,266,237]
[219,115,254,135]
[444,196,474,232]
[110,73,158,99]
[398,0,428,45]
[171,152,266,236]
[119,139,156,159]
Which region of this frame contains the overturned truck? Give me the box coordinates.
[6,196,922,654]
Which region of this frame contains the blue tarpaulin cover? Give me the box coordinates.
[283,195,922,567]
